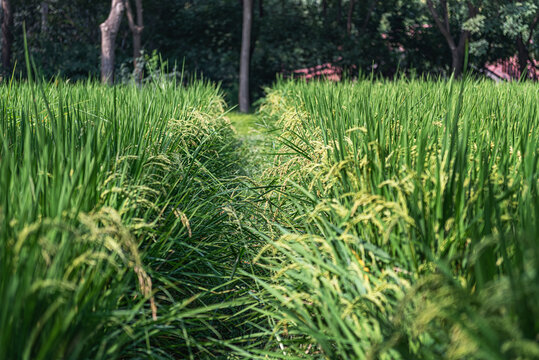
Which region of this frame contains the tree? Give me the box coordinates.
[499,0,539,75]
[125,0,144,82]
[100,0,125,84]
[1,0,13,76]
[239,0,252,113]
[347,0,355,34]
[41,1,48,34]
[426,0,479,76]
[346,0,378,36]
[357,0,377,35]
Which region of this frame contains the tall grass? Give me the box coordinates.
[0,78,259,359]
[2,70,537,358]
[253,78,539,359]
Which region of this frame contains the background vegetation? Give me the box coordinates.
[2,0,538,103]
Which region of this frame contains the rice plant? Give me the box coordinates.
[253,78,539,359]
[0,76,261,359]
[2,60,537,358]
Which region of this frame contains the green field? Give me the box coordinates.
[253,79,539,359]
[0,80,258,358]
[1,78,538,359]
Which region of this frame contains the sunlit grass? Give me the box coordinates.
[2,73,537,359]
[0,79,261,359]
[252,78,539,359]
[228,111,259,136]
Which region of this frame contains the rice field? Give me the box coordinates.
[253,78,539,359]
[0,78,260,359]
[0,75,538,359]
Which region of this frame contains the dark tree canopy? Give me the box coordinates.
[1,0,537,101]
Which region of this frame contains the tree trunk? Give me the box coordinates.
[125,0,144,82]
[258,0,263,17]
[516,36,530,77]
[451,32,468,77]
[347,0,355,34]
[41,1,48,33]
[358,0,376,35]
[426,0,473,77]
[1,0,13,75]
[239,0,252,113]
[100,0,125,85]
[451,48,462,77]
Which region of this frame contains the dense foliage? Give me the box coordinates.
[252,78,539,359]
[0,76,261,358]
[2,0,538,103]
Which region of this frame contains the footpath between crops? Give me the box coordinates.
[228,111,274,177]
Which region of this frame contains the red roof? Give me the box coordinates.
[485,56,539,81]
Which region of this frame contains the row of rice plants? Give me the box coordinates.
[252,79,539,359]
[0,78,260,359]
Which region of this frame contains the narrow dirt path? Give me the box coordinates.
[228,111,275,178]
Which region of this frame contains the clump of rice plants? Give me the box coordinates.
[2,64,537,358]
[0,76,259,358]
[252,78,539,359]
